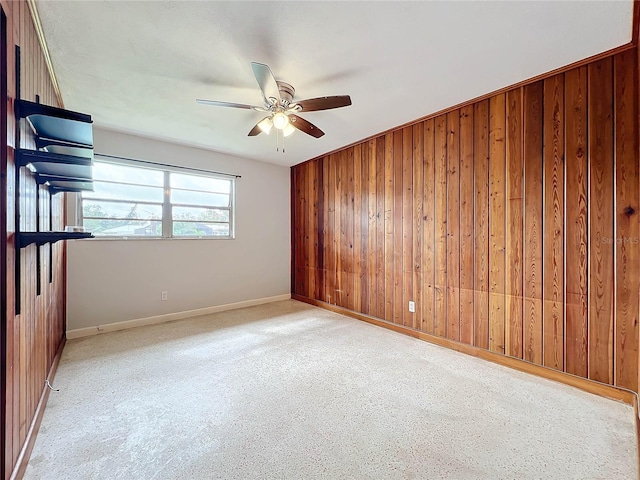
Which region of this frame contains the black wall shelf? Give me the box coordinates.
[13,45,96,313]
[17,232,94,248]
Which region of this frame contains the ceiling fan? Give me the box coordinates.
[196,62,352,139]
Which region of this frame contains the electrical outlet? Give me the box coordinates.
[161,291,168,301]
[408,301,415,313]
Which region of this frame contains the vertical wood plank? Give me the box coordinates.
[393,130,404,324]
[376,137,386,317]
[446,110,461,341]
[402,126,413,327]
[322,157,330,304]
[588,57,614,384]
[614,50,639,391]
[543,74,565,370]
[335,152,343,307]
[506,88,524,359]
[346,148,355,311]
[327,155,337,305]
[459,106,475,344]
[353,146,362,313]
[359,144,369,315]
[473,100,490,349]
[423,119,436,334]
[434,115,448,337]
[489,93,506,354]
[564,66,589,378]
[524,81,544,364]
[308,160,317,300]
[412,122,424,331]
[384,133,394,321]
[367,140,378,317]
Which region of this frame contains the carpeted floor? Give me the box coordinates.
[25,300,637,479]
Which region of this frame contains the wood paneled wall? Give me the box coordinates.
[292,48,640,392]
[2,1,66,478]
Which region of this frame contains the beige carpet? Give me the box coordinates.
[25,300,637,479]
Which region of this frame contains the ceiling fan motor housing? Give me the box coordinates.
[276,81,295,105]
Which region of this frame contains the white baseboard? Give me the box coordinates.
[66,294,292,340]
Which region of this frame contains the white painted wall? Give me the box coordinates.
[66,128,291,330]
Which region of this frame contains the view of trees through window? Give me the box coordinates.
[81,160,233,238]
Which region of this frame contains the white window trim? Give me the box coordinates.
[76,156,237,240]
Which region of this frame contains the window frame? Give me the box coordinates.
[78,157,236,240]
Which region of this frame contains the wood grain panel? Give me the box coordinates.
[489,94,506,354]
[459,106,474,345]
[345,149,355,311]
[505,88,523,359]
[367,140,377,317]
[392,131,403,324]
[353,147,362,313]
[376,137,385,317]
[588,58,614,384]
[383,133,393,321]
[564,66,589,378]
[326,154,337,305]
[446,111,460,341]
[412,123,424,330]
[473,100,490,350]
[402,127,413,327]
[523,81,544,364]
[422,120,436,334]
[290,47,640,394]
[433,116,448,337]
[543,74,565,370]
[359,144,369,315]
[613,50,639,391]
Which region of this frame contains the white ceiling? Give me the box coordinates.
[36,1,633,167]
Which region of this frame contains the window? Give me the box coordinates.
[81,159,234,238]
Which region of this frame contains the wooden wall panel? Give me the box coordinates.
[433,117,447,337]
[505,89,523,359]
[401,127,413,327]
[458,106,474,345]
[446,111,460,341]
[543,74,565,370]
[488,94,506,354]
[588,58,614,385]
[3,1,67,477]
[291,47,640,393]
[613,50,639,391]
[422,120,435,334]
[523,81,544,364]
[564,66,589,378]
[412,123,423,331]
[473,100,489,350]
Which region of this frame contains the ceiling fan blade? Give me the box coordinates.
[251,62,281,106]
[295,95,352,112]
[289,114,325,138]
[196,99,263,110]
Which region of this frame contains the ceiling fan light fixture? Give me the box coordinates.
[282,123,296,137]
[272,112,290,130]
[258,117,273,134]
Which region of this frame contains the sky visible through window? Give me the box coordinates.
[82,161,233,238]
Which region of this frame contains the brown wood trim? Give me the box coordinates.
[9,337,65,480]
[633,0,640,45]
[298,42,636,168]
[293,294,638,405]
[25,0,63,108]
[290,167,295,295]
